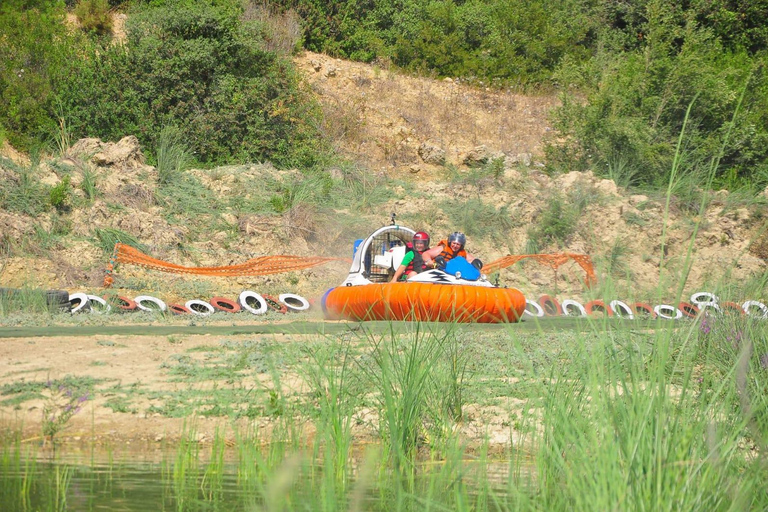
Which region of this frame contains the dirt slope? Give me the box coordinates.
[1,51,767,307]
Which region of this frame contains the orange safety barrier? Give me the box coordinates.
[483,253,597,287]
[104,243,349,288]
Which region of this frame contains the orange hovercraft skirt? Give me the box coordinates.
[322,283,526,323]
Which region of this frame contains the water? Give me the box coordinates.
[0,455,259,511]
[0,451,519,511]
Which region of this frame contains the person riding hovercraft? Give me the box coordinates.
[390,231,431,282]
[423,231,483,273]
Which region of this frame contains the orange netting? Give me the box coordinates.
[484,253,597,287]
[103,243,349,288]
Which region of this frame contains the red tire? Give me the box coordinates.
[210,296,241,313]
[538,294,562,316]
[678,302,699,318]
[720,301,745,316]
[585,300,613,316]
[114,296,137,311]
[262,294,288,314]
[168,303,191,315]
[632,302,657,318]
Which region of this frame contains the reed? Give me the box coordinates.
[2,316,768,510]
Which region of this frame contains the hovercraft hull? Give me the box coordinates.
[323,283,526,323]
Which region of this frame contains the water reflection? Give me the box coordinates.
[0,451,518,511]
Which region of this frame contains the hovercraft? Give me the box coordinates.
[322,224,526,323]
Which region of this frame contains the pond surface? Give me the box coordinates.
[1,456,255,511]
[0,451,517,511]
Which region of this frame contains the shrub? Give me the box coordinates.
[74,0,113,36]
[49,175,71,212]
[528,193,578,248]
[55,0,329,168]
[548,5,768,189]
[155,125,191,186]
[0,2,80,151]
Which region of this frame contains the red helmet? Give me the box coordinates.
[412,231,430,247]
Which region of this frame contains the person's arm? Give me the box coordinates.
[422,246,443,267]
[391,251,415,282]
[466,252,483,269]
[390,265,407,283]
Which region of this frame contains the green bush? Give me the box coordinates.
[0,2,81,151]
[548,16,768,187]
[290,0,597,87]
[527,193,578,249]
[54,0,329,168]
[74,0,113,36]
[49,175,71,212]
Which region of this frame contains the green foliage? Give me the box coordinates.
[92,227,148,254]
[0,159,51,216]
[48,175,71,212]
[48,0,330,167]
[74,0,113,36]
[528,192,578,249]
[155,125,191,186]
[290,0,597,87]
[548,4,768,188]
[0,2,81,151]
[2,0,767,195]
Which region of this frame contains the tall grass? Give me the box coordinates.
[155,125,192,186]
[92,227,148,255]
[359,325,445,475]
[301,338,356,493]
[534,318,767,510]
[0,286,60,316]
[2,321,768,509]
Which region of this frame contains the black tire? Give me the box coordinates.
[46,290,72,312]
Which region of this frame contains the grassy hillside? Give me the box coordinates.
[1,0,767,310]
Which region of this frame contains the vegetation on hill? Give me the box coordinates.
[1,0,329,168]
[287,0,768,189]
[1,0,767,188]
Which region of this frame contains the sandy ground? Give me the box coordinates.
[0,330,257,448]
[0,318,525,456]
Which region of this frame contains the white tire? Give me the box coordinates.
[654,304,682,320]
[134,295,167,312]
[609,300,634,319]
[742,300,768,319]
[523,300,544,317]
[279,293,311,312]
[86,294,111,314]
[561,299,587,317]
[184,299,215,316]
[238,291,268,315]
[69,292,91,314]
[690,292,721,312]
